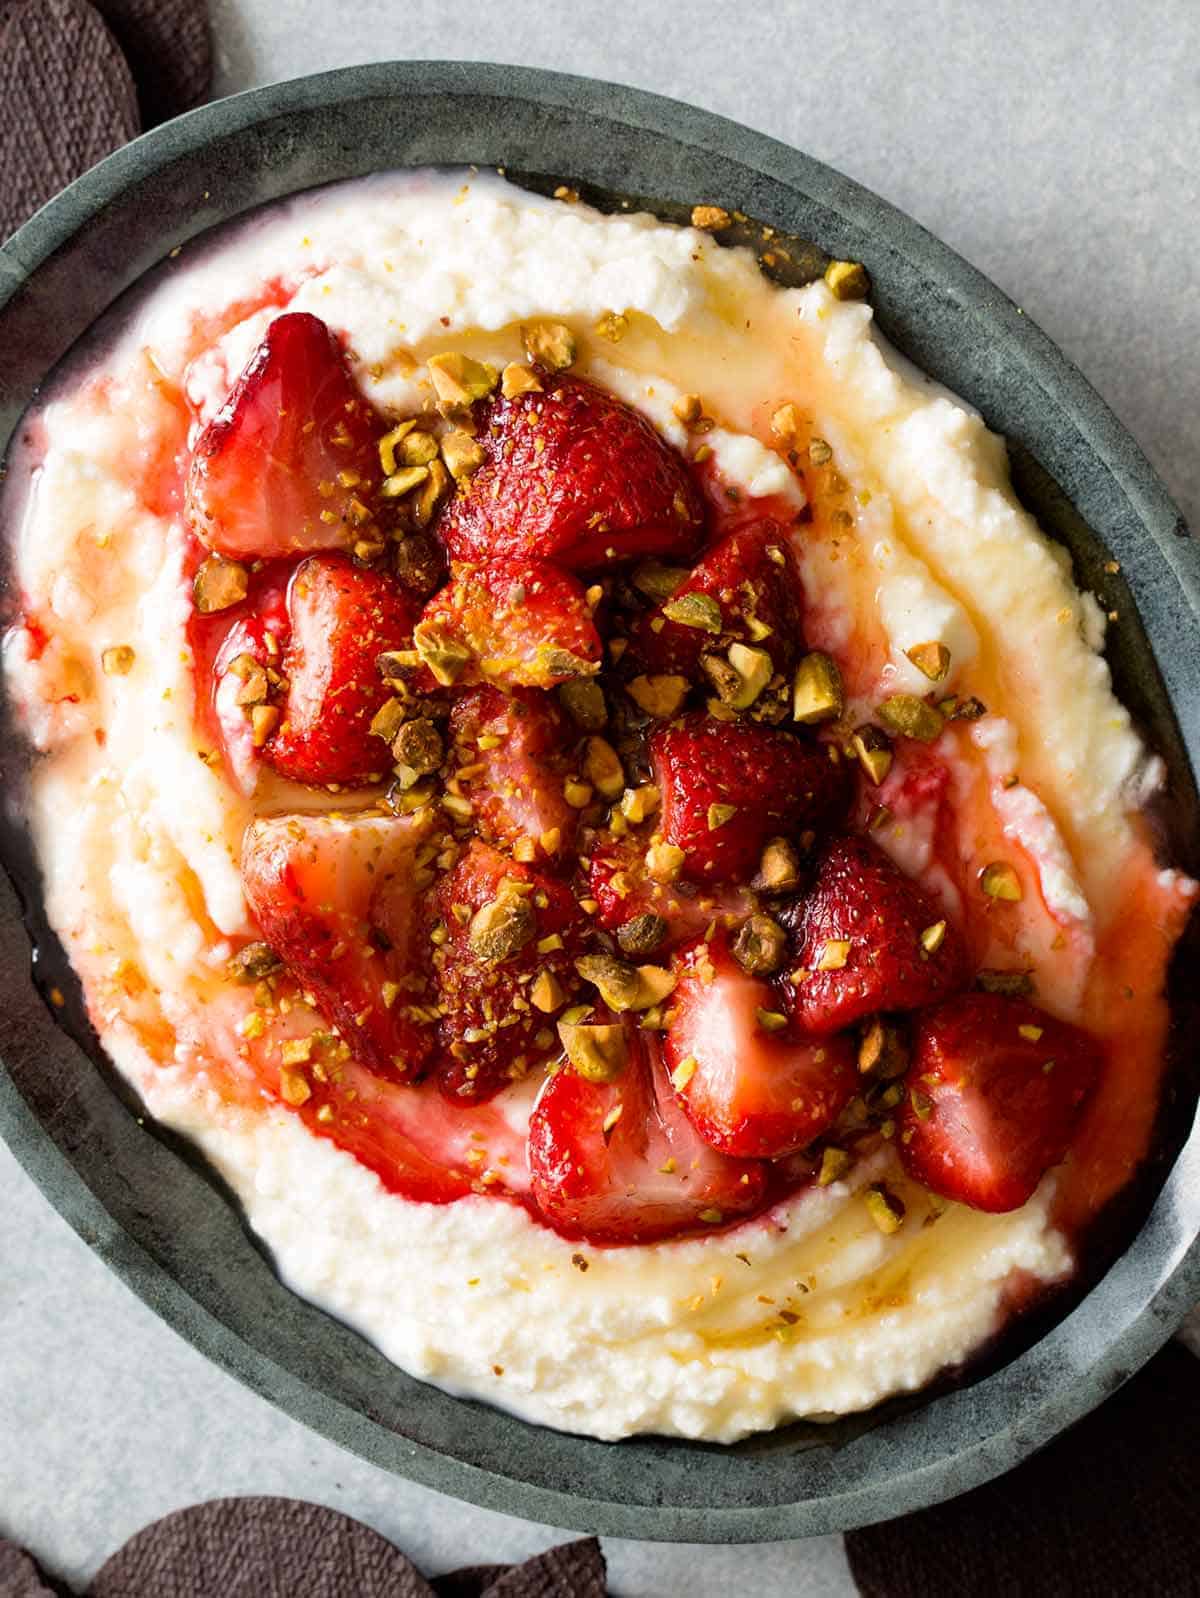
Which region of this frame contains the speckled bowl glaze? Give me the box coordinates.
[1,62,1198,1543]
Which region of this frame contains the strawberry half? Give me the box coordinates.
[629,518,804,679]
[241,811,438,1080]
[418,558,603,691]
[448,686,580,866]
[664,935,857,1158]
[651,714,851,884]
[186,311,384,560]
[266,554,418,788]
[784,833,967,1036]
[898,992,1102,1212]
[438,371,706,571]
[527,1016,767,1243]
[432,840,589,1103]
[589,835,756,947]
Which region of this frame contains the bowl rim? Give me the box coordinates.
[1,58,1198,1544]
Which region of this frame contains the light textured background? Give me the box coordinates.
[2,2,1197,1592]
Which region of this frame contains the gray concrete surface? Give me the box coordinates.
[2,1,1197,1590]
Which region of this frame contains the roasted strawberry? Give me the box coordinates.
[628,518,804,680]
[417,558,603,691]
[528,1017,767,1243]
[265,554,418,788]
[784,833,967,1036]
[589,835,756,948]
[186,311,384,560]
[664,935,857,1158]
[448,687,580,866]
[651,714,851,884]
[206,581,289,793]
[438,371,705,571]
[241,811,438,1080]
[898,992,1102,1212]
[432,840,589,1103]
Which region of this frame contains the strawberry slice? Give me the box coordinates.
[418,558,603,691]
[784,833,967,1036]
[589,835,756,947]
[206,580,289,793]
[448,686,580,865]
[664,935,857,1158]
[265,553,419,788]
[438,371,706,571]
[527,1016,767,1243]
[186,311,384,560]
[241,810,438,1080]
[432,840,589,1103]
[651,714,851,884]
[898,992,1102,1212]
[629,518,804,679]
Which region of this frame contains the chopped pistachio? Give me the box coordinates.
[662,591,722,633]
[857,1016,908,1079]
[770,403,801,445]
[724,642,774,708]
[670,1054,698,1090]
[906,640,952,682]
[412,458,450,527]
[824,259,871,301]
[441,430,487,481]
[380,464,430,499]
[393,717,443,774]
[397,429,440,466]
[377,648,422,681]
[864,1183,906,1234]
[851,724,894,785]
[920,919,947,954]
[707,802,737,831]
[977,967,1035,997]
[427,351,498,409]
[563,778,594,809]
[981,860,1022,901]
[413,621,471,686]
[700,652,742,703]
[391,777,435,814]
[672,393,703,425]
[559,1021,628,1082]
[877,694,945,742]
[755,1008,789,1033]
[530,969,566,1013]
[691,204,731,230]
[522,320,576,371]
[792,651,845,724]
[645,841,686,882]
[619,783,660,824]
[193,556,249,614]
[951,695,988,721]
[575,953,645,1011]
[228,941,281,983]
[631,561,690,603]
[594,310,630,342]
[732,914,787,976]
[815,938,852,971]
[500,362,543,399]
[250,704,279,747]
[279,1067,312,1107]
[616,913,668,958]
[101,644,135,677]
[818,1146,852,1186]
[1018,1023,1044,1042]
[627,673,690,718]
[468,889,535,963]
[635,965,678,1007]
[512,836,537,863]
[807,437,833,466]
[753,836,803,894]
[369,697,408,745]
[583,736,625,800]
[378,418,418,475]
[557,678,607,731]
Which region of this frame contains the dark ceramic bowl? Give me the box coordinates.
[1,61,1198,1543]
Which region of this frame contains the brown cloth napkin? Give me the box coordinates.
[0,0,210,241]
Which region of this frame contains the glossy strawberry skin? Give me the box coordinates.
[629,518,804,679]
[784,833,967,1037]
[898,993,1102,1212]
[448,686,580,866]
[240,811,437,1080]
[651,714,851,884]
[186,311,383,561]
[265,554,418,788]
[665,936,857,1159]
[432,840,589,1104]
[527,1017,767,1243]
[419,558,603,691]
[438,371,706,571]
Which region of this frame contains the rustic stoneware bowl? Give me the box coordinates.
[1,61,1197,1542]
